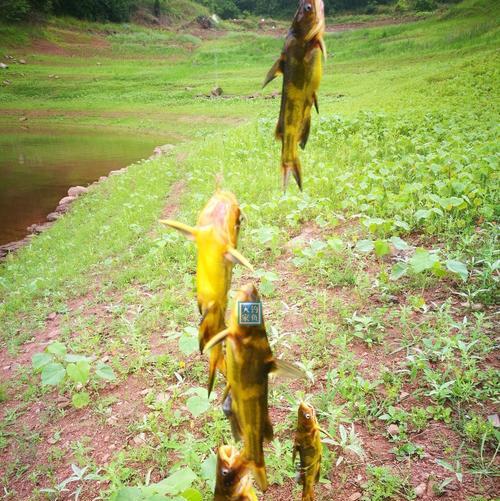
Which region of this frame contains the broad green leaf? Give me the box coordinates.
[66,361,90,385]
[445,260,468,281]
[111,487,143,501]
[409,248,439,273]
[65,354,90,363]
[201,452,217,484]
[72,391,90,409]
[390,236,409,250]
[179,329,198,356]
[355,239,374,253]
[186,394,210,418]
[390,263,408,281]
[95,362,116,381]
[414,209,430,221]
[151,468,198,495]
[41,362,66,386]
[47,341,67,357]
[32,352,53,370]
[181,488,203,501]
[327,237,344,252]
[259,278,275,296]
[374,239,390,257]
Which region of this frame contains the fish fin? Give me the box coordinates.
[282,158,302,192]
[292,443,298,465]
[159,219,197,240]
[264,418,274,442]
[275,119,283,141]
[202,328,230,354]
[299,115,311,150]
[207,342,224,397]
[318,37,327,61]
[224,247,254,272]
[313,92,319,114]
[262,56,284,88]
[315,466,321,483]
[319,427,334,440]
[198,301,218,352]
[269,359,306,379]
[251,463,268,491]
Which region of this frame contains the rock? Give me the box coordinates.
[58,195,76,206]
[67,185,87,197]
[387,424,400,436]
[47,329,59,339]
[28,223,51,234]
[140,388,151,396]
[109,168,126,176]
[0,63,8,69]
[47,312,57,321]
[488,414,500,427]
[19,116,27,121]
[3,80,11,85]
[196,15,214,29]
[211,86,223,97]
[99,176,107,182]
[101,355,110,363]
[132,432,146,445]
[19,59,26,64]
[348,494,362,501]
[152,144,174,156]
[415,482,426,497]
[46,211,61,222]
[399,391,410,401]
[156,392,170,404]
[106,416,118,425]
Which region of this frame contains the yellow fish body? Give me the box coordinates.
[204,284,274,491]
[214,445,258,501]
[263,0,326,191]
[293,402,322,501]
[160,190,253,395]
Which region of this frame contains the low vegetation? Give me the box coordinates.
[0,0,498,499]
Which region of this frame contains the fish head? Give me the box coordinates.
[230,284,264,334]
[216,445,250,494]
[197,190,241,246]
[298,402,318,430]
[292,0,325,42]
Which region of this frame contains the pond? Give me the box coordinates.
[0,128,165,246]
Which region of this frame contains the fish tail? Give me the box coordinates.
[250,462,268,492]
[281,157,302,192]
[207,342,224,397]
[282,133,302,191]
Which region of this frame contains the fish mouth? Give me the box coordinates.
[219,445,237,464]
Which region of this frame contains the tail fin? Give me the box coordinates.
[282,158,302,192]
[207,342,225,397]
[251,462,269,492]
[199,303,226,396]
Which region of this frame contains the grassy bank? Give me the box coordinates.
[0,0,498,499]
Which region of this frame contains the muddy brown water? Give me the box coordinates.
[0,128,165,246]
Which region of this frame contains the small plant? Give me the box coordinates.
[362,465,415,501]
[324,423,366,466]
[32,342,116,408]
[392,442,425,461]
[40,464,103,500]
[347,312,385,346]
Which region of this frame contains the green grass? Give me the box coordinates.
[0,0,498,499]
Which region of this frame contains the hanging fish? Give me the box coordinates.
[214,445,258,501]
[263,0,326,191]
[204,284,303,491]
[160,189,253,396]
[293,402,323,501]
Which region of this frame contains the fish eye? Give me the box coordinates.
[305,413,311,419]
[304,3,312,12]
[221,468,229,476]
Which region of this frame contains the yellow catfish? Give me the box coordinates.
[214,445,258,501]
[160,190,253,395]
[263,0,326,191]
[293,402,322,501]
[204,284,303,491]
